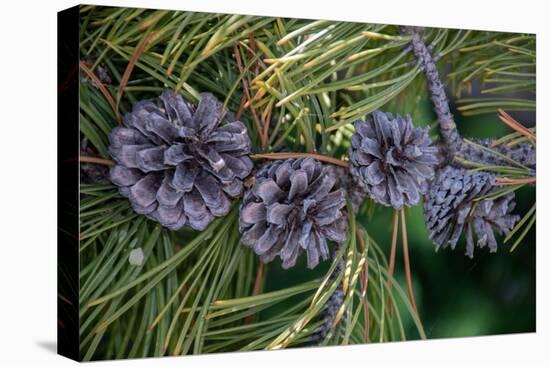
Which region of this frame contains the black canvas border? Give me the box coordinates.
[58,4,80,362]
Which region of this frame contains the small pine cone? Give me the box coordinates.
[465,193,519,257]
[424,166,493,252]
[80,138,110,184]
[108,90,253,230]
[239,158,348,269]
[423,165,519,257]
[458,138,536,173]
[349,110,440,209]
[314,284,344,342]
[82,55,112,85]
[311,254,345,343]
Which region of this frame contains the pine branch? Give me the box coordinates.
[75,7,534,359]
[403,26,463,158]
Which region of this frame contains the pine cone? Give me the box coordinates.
[80,138,110,184]
[82,54,112,85]
[466,193,519,257]
[239,158,348,269]
[423,165,519,257]
[349,110,440,209]
[458,138,536,173]
[108,90,253,230]
[310,253,345,343]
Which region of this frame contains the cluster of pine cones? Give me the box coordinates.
[105,88,531,266]
[90,27,534,346]
[107,90,351,269]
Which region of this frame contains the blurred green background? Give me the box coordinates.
[265,95,535,341]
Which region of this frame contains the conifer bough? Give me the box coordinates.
[405,27,528,257]
[108,90,253,230]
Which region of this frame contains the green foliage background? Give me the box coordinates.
[75,5,535,361]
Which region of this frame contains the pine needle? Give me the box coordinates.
[386,209,399,316]
[400,209,419,319]
[79,61,120,123]
[79,155,114,166]
[251,152,349,168]
[497,109,535,143]
[116,32,155,112]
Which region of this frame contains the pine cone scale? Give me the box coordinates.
[241,202,266,225]
[146,115,180,143]
[289,170,308,200]
[221,179,243,197]
[110,166,144,186]
[173,164,198,192]
[155,200,185,226]
[316,189,346,212]
[266,203,292,226]
[192,93,223,134]
[110,144,152,168]
[156,173,183,207]
[109,127,149,147]
[183,189,214,230]
[255,226,282,255]
[136,146,167,172]
[164,144,191,165]
[194,172,230,215]
[159,90,193,125]
[129,173,162,208]
[241,222,266,246]
[252,179,285,205]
